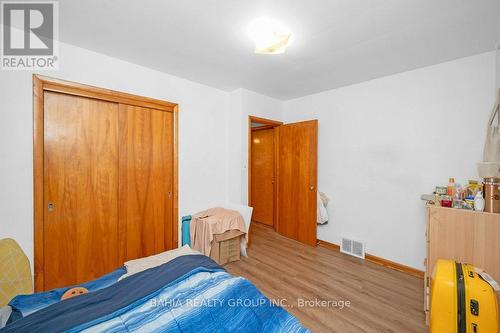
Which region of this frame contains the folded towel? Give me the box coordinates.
[182,216,192,246]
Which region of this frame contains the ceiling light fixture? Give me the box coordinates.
[247,17,293,55]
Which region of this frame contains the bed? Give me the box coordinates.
[0,252,309,332]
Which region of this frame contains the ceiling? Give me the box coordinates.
[59,0,500,100]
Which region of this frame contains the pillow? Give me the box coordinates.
[0,238,33,307]
[120,245,201,281]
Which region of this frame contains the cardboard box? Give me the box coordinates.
[210,230,245,265]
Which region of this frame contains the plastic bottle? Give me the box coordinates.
[447,178,455,196]
[474,191,485,212]
[453,184,462,209]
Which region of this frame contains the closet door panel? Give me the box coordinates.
[43,92,119,290]
[118,105,174,262]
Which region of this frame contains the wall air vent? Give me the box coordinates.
[340,237,365,259]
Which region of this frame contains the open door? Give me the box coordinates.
[277,120,318,246]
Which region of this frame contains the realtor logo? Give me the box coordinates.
[1,1,58,70]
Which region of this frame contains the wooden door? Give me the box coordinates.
[251,128,275,226]
[43,92,119,290]
[118,104,174,262]
[277,120,318,246]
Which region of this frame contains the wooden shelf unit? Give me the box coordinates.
[424,205,500,322]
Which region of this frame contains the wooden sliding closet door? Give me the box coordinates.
[34,75,179,292]
[43,92,119,290]
[277,120,318,246]
[118,105,174,262]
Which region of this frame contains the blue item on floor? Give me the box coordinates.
[182,215,192,246]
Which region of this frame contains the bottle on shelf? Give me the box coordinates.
[452,184,462,209]
[447,178,455,196]
[474,191,485,212]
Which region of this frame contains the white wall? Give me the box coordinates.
[497,49,500,88]
[1,38,495,273]
[283,52,497,269]
[0,41,230,266]
[226,88,283,205]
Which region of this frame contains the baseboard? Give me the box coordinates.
[365,254,424,279]
[317,239,424,279]
[251,220,274,229]
[316,239,340,251]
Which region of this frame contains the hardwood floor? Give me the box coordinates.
[225,223,426,333]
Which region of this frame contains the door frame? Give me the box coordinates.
[33,75,179,291]
[248,116,282,230]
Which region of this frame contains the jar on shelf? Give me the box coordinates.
[483,178,500,213]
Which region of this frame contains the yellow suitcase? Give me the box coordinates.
[430,260,499,333]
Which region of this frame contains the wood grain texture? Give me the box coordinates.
[33,76,179,291]
[318,239,424,278]
[248,115,283,126]
[427,206,500,282]
[43,92,119,290]
[247,115,282,246]
[172,105,179,247]
[251,124,275,131]
[365,254,424,279]
[251,128,275,226]
[226,223,426,333]
[425,205,500,318]
[118,104,175,262]
[33,75,45,291]
[273,126,280,232]
[34,75,176,112]
[247,116,282,219]
[317,239,341,251]
[278,120,318,246]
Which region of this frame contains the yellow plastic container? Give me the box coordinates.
[430,259,499,333]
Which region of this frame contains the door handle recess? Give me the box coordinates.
[48,202,55,212]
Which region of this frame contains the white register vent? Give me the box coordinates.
[340,237,365,259]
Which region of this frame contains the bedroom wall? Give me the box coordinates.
[0,41,230,267]
[226,88,283,205]
[497,48,500,88]
[283,52,497,270]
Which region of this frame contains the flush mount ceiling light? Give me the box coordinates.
[247,17,293,54]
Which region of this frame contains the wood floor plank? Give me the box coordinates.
[225,223,426,333]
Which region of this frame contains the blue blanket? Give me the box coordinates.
[8,267,126,320]
[1,255,309,333]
